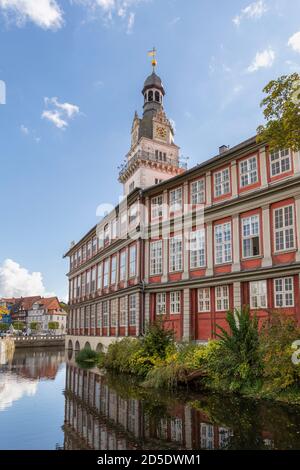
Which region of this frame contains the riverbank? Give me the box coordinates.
[76,308,300,406]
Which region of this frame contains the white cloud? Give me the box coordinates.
[233,0,267,26]
[42,97,80,129]
[20,124,29,135]
[0,0,63,30]
[288,31,300,54]
[247,47,275,72]
[126,11,134,33]
[0,259,55,298]
[72,0,144,32]
[0,374,38,411]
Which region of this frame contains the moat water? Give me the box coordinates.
[1,347,300,450]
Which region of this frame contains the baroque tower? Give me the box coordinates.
[119,55,185,195]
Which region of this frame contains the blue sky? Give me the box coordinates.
[0,0,299,300]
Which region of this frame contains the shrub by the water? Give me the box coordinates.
[76,348,99,368]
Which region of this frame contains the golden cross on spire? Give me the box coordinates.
[148,47,157,72]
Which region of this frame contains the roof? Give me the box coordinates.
[33,296,61,311]
[142,72,165,95]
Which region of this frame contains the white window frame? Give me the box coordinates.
[198,288,210,312]
[250,281,267,309]
[156,293,166,315]
[129,245,137,278]
[190,178,205,205]
[215,286,229,312]
[91,266,96,293]
[170,291,181,314]
[150,240,163,275]
[169,187,182,212]
[274,205,295,252]
[214,222,232,265]
[214,168,230,198]
[119,251,127,281]
[274,277,294,308]
[239,155,258,188]
[151,195,163,219]
[103,259,110,288]
[119,297,127,326]
[111,299,118,327]
[270,149,291,177]
[190,229,206,269]
[129,294,137,326]
[242,215,260,258]
[102,301,109,327]
[111,256,117,285]
[97,263,102,290]
[169,236,183,272]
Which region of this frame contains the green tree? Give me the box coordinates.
[48,321,59,331]
[30,322,38,331]
[13,321,25,331]
[257,73,300,151]
[0,323,9,332]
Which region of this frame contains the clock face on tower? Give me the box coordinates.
[155,126,167,141]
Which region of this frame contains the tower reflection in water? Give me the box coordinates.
[64,353,300,451]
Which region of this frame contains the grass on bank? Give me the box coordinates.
[76,309,300,404]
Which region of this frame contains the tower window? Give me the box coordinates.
[148,90,153,102]
[155,91,160,102]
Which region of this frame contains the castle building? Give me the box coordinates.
[64,62,300,352]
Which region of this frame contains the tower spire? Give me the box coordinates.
[148,47,157,72]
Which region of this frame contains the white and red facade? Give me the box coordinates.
[65,70,300,351]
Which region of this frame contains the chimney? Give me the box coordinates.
[219,145,229,155]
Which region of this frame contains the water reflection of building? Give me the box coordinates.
[10,349,65,380]
[64,362,236,450]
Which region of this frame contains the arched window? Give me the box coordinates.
[155,91,160,102]
[148,90,153,102]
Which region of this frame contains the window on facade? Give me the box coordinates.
[91,304,96,328]
[104,224,110,246]
[148,90,153,102]
[96,303,101,329]
[214,223,232,264]
[274,205,295,252]
[170,291,181,314]
[77,249,81,265]
[242,215,260,258]
[119,251,126,281]
[240,156,258,187]
[274,277,294,307]
[155,178,163,185]
[191,178,205,204]
[129,245,137,278]
[150,240,163,275]
[112,219,118,240]
[72,278,76,299]
[80,307,85,329]
[98,230,104,250]
[270,149,291,177]
[190,229,206,268]
[102,301,109,327]
[77,276,81,298]
[87,240,92,258]
[81,273,86,297]
[156,293,166,315]
[103,260,110,288]
[151,195,163,219]
[250,281,267,309]
[169,236,183,272]
[120,212,128,237]
[169,187,182,212]
[129,203,138,225]
[111,299,118,327]
[215,286,229,311]
[82,244,86,262]
[111,256,117,285]
[119,297,127,326]
[97,263,102,290]
[86,306,90,329]
[198,288,210,312]
[129,294,137,326]
[214,168,230,197]
[91,266,96,293]
[155,91,160,102]
[92,237,97,255]
[86,270,91,295]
